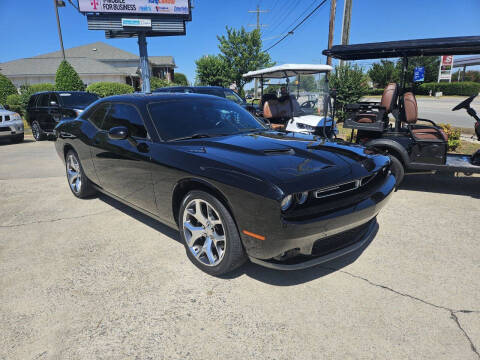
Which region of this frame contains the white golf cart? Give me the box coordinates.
[242,64,337,138]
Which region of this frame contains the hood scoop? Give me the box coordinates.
[263,148,295,156]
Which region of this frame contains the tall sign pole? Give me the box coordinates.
[327,0,337,66]
[249,4,268,98]
[54,0,66,61]
[138,33,151,93]
[339,0,352,67]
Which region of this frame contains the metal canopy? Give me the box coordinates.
[453,56,480,68]
[243,64,333,79]
[322,36,480,60]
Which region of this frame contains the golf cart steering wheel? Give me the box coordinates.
[452,94,477,111]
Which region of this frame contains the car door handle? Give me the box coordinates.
[137,142,150,153]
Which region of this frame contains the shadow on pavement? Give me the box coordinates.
[0,138,35,146]
[401,173,480,198]
[98,192,379,285]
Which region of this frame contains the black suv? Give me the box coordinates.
[27,91,99,141]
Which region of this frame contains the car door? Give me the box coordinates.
[36,93,51,130]
[91,102,157,214]
[48,93,62,126]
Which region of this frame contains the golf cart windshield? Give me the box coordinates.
[243,64,333,118]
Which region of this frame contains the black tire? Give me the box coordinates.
[389,154,405,187]
[31,121,45,141]
[65,149,96,198]
[178,190,246,276]
[11,134,24,143]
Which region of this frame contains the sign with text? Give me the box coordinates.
[78,0,190,16]
[122,18,152,27]
[438,55,454,82]
[413,66,425,82]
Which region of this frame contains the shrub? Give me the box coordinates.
[6,94,22,114]
[55,60,85,91]
[86,82,134,98]
[439,123,461,151]
[0,73,17,104]
[150,77,172,90]
[417,82,480,96]
[173,72,189,86]
[366,88,384,96]
[329,63,369,121]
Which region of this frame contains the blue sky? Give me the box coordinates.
[1,0,479,87]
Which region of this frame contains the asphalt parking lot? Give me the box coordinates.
[1,138,479,360]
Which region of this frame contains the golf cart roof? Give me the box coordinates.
[243,64,333,79]
[322,36,480,60]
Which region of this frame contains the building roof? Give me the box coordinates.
[0,42,174,78]
[453,56,480,68]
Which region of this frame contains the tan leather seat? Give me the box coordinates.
[263,95,300,120]
[403,92,448,141]
[354,83,398,123]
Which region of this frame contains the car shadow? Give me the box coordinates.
[401,173,480,198]
[98,192,379,285]
[98,194,181,243]
[0,138,35,146]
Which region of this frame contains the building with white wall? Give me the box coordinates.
[0,42,175,90]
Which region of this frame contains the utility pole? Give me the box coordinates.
[327,0,336,66]
[339,0,352,66]
[248,4,268,98]
[54,0,66,61]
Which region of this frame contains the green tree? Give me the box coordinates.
[150,77,171,90]
[368,60,399,88]
[55,60,84,91]
[0,73,17,104]
[295,74,317,92]
[397,56,439,86]
[329,63,368,121]
[217,26,274,94]
[195,55,229,87]
[174,72,189,86]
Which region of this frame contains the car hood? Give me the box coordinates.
[176,131,388,195]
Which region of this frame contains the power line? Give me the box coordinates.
[264,0,328,52]
[263,0,301,38]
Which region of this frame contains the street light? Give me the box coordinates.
[54,0,66,61]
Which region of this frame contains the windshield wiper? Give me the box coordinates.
[169,133,231,142]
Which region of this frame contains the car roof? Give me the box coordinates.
[153,85,226,92]
[322,36,480,60]
[32,91,98,96]
[97,92,232,105]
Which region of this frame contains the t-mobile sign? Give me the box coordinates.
[78,0,189,15]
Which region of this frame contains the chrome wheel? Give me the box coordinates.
[32,122,41,141]
[66,154,82,194]
[182,199,226,267]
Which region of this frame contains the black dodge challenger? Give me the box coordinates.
[54,93,395,275]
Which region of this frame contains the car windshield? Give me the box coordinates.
[148,97,267,141]
[195,88,245,105]
[58,92,99,107]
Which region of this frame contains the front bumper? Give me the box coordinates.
[0,121,24,138]
[243,173,395,262]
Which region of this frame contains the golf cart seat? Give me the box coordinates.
[263,95,301,122]
[343,83,399,132]
[402,92,448,141]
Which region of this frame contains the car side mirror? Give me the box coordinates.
[50,101,58,107]
[108,126,129,140]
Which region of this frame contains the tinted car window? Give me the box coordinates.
[28,95,38,109]
[148,97,266,141]
[195,88,225,98]
[38,93,51,107]
[87,103,110,128]
[223,89,245,105]
[102,103,148,139]
[58,92,99,107]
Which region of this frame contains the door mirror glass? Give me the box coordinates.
[50,101,58,107]
[108,126,129,140]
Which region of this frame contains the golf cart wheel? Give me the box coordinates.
[65,150,96,198]
[389,155,404,187]
[31,121,45,141]
[179,190,246,276]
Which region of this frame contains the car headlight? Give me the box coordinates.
[295,191,309,205]
[12,113,22,121]
[297,123,315,131]
[281,195,293,211]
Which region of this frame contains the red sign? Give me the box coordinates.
[441,55,453,66]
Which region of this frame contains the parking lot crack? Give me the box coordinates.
[0,210,113,228]
[320,266,480,359]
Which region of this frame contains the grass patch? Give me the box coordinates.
[453,140,480,154]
